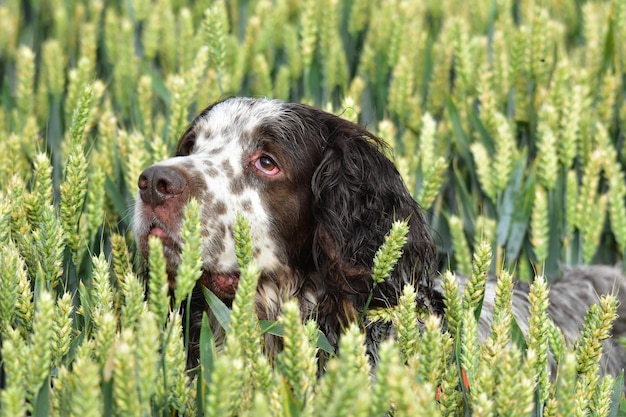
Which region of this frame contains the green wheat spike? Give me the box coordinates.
[475,215,496,247]
[51,362,71,416]
[384,338,441,415]
[438,362,461,416]
[90,254,114,318]
[529,8,551,86]
[159,0,177,74]
[135,310,160,410]
[52,292,74,367]
[551,352,578,416]
[578,149,605,263]
[416,315,446,386]
[112,329,141,415]
[558,83,582,169]
[347,0,370,35]
[371,220,409,284]
[61,85,92,259]
[78,21,98,67]
[369,339,394,415]
[204,355,244,416]
[459,308,479,389]
[0,199,10,246]
[0,242,21,333]
[492,113,518,194]
[462,241,491,313]
[122,130,149,199]
[276,299,317,405]
[313,323,371,417]
[393,284,420,360]
[148,236,171,328]
[26,290,55,399]
[227,263,262,359]
[590,374,615,417]
[178,8,195,72]
[575,295,618,378]
[166,75,189,146]
[14,46,35,129]
[299,0,320,71]
[470,142,496,202]
[93,311,116,368]
[527,275,550,402]
[234,212,254,270]
[137,75,154,138]
[493,345,536,415]
[110,16,138,116]
[32,204,64,290]
[0,328,28,416]
[536,110,559,191]
[490,270,514,349]
[441,270,462,339]
[65,57,94,127]
[174,199,203,306]
[142,2,161,61]
[204,0,228,91]
[15,257,34,333]
[85,168,106,239]
[449,215,472,275]
[530,185,550,266]
[41,40,65,98]
[69,343,103,417]
[157,312,190,413]
[120,272,145,330]
[222,214,263,412]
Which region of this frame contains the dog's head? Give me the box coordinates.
[133,97,436,327]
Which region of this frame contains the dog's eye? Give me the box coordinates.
[176,140,195,156]
[255,155,280,175]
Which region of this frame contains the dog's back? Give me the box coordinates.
[548,265,626,375]
[448,265,626,377]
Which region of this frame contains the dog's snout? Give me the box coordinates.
[138,165,187,206]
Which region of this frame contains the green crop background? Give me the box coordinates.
[1,0,626,415]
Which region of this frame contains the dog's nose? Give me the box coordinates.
[138,166,187,206]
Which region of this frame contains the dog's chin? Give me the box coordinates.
[149,226,178,248]
[140,223,182,265]
[140,223,241,301]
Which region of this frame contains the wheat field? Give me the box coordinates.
[0,0,626,415]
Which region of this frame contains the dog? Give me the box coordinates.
[132,97,626,376]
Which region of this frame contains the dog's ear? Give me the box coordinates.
[311,115,436,316]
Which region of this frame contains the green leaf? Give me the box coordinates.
[510,315,528,353]
[281,377,300,417]
[202,286,231,331]
[259,320,335,355]
[469,109,495,154]
[452,162,477,234]
[102,376,113,417]
[608,370,625,417]
[446,98,472,164]
[200,312,216,377]
[506,163,536,262]
[140,62,169,102]
[198,312,217,416]
[259,319,283,336]
[78,281,92,334]
[33,375,50,417]
[104,174,129,223]
[496,154,526,248]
